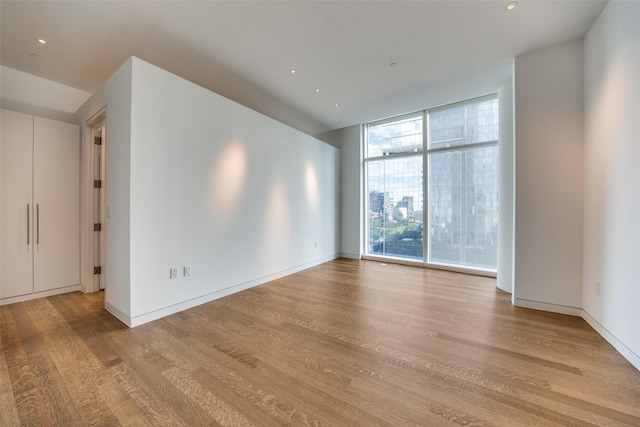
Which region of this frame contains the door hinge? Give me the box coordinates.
[94,266,102,275]
[94,136,102,146]
[94,180,102,188]
[94,223,102,232]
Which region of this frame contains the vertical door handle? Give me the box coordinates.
[27,204,30,245]
[37,204,40,244]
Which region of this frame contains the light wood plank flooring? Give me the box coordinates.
[2,258,640,426]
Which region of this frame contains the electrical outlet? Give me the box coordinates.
[183,265,191,277]
[595,281,601,295]
[170,267,178,279]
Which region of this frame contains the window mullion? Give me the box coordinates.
[423,110,429,263]
[461,108,468,265]
[427,140,498,155]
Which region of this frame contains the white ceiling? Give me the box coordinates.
[0,0,606,135]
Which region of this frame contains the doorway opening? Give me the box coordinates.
[86,111,106,292]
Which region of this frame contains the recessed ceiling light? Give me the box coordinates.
[315,88,320,93]
[334,103,340,107]
[289,69,297,74]
[504,1,518,11]
[36,38,47,44]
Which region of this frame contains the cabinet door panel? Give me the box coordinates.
[33,117,80,292]
[1,110,34,298]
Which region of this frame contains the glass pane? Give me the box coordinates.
[464,146,499,268]
[366,115,422,158]
[367,156,423,259]
[429,146,498,269]
[429,98,498,149]
[429,151,462,264]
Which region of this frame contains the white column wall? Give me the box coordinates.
[316,125,362,259]
[513,41,585,314]
[582,1,640,369]
[497,77,514,294]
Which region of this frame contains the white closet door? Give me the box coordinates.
[33,117,80,292]
[1,110,34,299]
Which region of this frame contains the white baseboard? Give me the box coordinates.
[339,253,361,260]
[105,301,132,327]
[513,298,583,316]
[122,254,339,328]
[0,284,82,306]
[513,298,639,372]
[582,310,640,371]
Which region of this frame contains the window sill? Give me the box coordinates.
[361,254,497,278]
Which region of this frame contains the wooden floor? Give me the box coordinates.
[2,259,640,426]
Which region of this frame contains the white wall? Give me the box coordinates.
[513,41,584,314]
[497,76,514,294]
[76,58,134,321]
[582,1,640,369]
[316,125,362,259]
[1,66,91,123]
[78,57,340,326]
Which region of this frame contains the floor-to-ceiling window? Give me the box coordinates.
[364,95,499,271]
[365,113,424,259]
